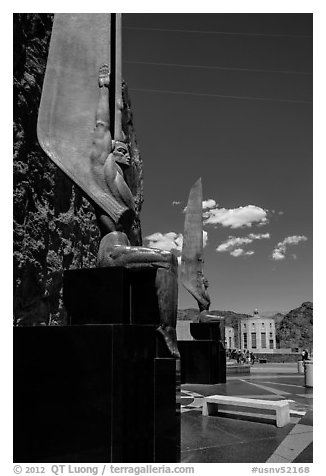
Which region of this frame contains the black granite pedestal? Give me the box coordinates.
[178,322,226,384]
[14,267,180,463]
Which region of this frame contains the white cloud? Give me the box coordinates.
[272,249,285,261]
[172,201,181,206]
[248,233,270,240]
[230,248,245,257]
[202,199,216,210]
[144,230,208,256]
[230,248,255,257]
[272,235,308,261]
[144,232,183,252]
[217,232,270,256]
[283,235,308,246]
[217,236,252,252]
[175,234,183,249]
[204,204,268,228]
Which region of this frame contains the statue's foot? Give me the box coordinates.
[98,64,110,87]
[97,231,130,267]
[157,326,180,359]
[199,310,224,323]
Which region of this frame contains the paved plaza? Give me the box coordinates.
[180,363,313,463]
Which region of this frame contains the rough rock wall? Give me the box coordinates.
[13,14,143,326]
[277,301,313,351]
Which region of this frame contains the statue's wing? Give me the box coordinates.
[181,178,210,310]
[37,13,127,220]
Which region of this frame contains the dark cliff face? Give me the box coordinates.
[13,14,143,326]
[277,301,313,350]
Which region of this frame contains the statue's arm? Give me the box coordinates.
[90,64,112,166]
[103,155,135,211]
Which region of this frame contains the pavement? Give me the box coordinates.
[180,363,313,463]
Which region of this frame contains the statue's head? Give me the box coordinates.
[112,140,131,167]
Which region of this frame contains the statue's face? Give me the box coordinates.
[113,141,131,166]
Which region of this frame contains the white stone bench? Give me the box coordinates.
[202,395,290,427]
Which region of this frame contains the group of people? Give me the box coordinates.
[227,348,256,365]
[227,348,310,364]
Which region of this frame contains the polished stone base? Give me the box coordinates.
[14,267,180,463]
[178,322,226,384]
[189,322,223,341]
[178,339,226,384]
[14,325,179,463]
[63,267,160,326]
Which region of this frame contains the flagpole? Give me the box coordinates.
[114,13,123,141]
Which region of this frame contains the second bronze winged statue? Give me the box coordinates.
[181,178,224,323]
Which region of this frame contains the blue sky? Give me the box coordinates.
[122,13,312,313]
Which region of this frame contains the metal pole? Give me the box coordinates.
[114,13,123,141]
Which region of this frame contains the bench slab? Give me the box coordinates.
[202,395,290,427]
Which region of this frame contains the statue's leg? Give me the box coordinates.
[155,255,180,358]
[182,279,210,313]
[96,238,180,358]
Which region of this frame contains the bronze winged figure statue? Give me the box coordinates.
[38,13,179,357]
[181,178,223,323]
